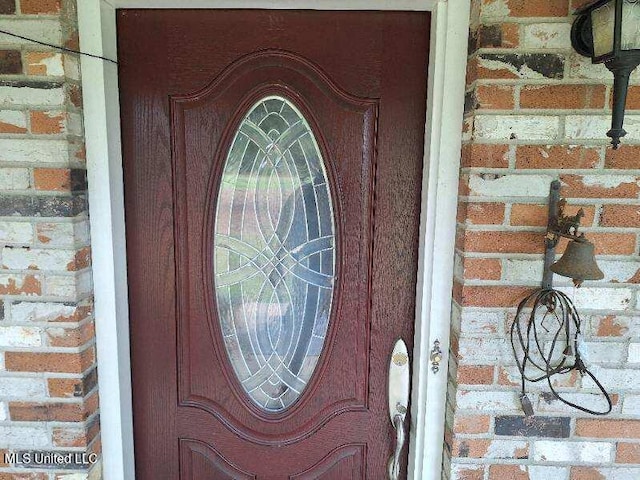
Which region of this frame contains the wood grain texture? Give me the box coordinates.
[118,9,429,479]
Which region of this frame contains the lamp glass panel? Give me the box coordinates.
[622,0,640,50]
[591,1,616,57]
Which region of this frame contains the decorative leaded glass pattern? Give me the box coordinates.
[214,96,336,412]
[622,0,640,51]
[591,2,616,57]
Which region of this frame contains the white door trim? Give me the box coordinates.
[77,1,469,478]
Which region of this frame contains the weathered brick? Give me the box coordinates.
[30,110,65,134]
[560,174,640,199]
[521,85,606,110]
[46,321,94,347]
[5,348,94,373]
[477,53,565,80]
[0,0,16,14]
[454,283,535,307]
[11,300,91,323]
[468,173,555,197]
[495,415,570,438]
[577,419,640,439]
[0,274,40,295]
[478,23,519,49]
[0,109,27,133]
[0,425,48,448]
[617,442,640,464]
[453,415,491,434]
[600,204,640,228]
[0,377,45,397]
[457,365,494,385]
[461,144,510,168]
[0,326,41,347]
[34,168,86,191]
[0,168,30,190]
[488,465,528,480]
[459,202,505,225]
[0,194,87,217]
[48,369,96,398]
[571,467,640,480]
[475,114,560,140]
[475,84,515,109]
[451,465,483,480]
[516,145,601,170]
[0,50,21,74]
[523,23,571,49]
[9,401,85,422]
[511,203,595,227]
[535,440,613,463]
[606,145,640,169]
[0,81,64,107]
[487,0,569,17]
[463,258,501,280]
[20,0,61,14]
[462,231,542,254]
[24,52,64,76]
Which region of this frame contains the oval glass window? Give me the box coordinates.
[213,96,336,412]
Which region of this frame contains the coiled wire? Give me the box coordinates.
[510,288,612,416]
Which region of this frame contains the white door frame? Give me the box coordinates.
[77,1,469,478]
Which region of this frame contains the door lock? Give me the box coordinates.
[388,339,409,480]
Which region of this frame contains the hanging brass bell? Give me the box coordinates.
[550,237,604,287]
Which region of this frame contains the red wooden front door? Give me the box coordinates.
[118,10,429,479]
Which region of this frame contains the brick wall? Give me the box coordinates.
[0,1,99,479]
[445,1,640,480]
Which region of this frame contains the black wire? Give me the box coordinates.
[511,288,612,416]
[0,29,118,64]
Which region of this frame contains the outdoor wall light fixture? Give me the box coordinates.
[571,0,640,148]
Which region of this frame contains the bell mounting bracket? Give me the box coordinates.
[543,180,586,290]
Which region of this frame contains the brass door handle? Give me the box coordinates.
[388,339,409,480]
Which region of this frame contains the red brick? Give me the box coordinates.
[48,377,83,398]
[47,321,95,347]
[0,474,48,480]
[605,145,640,169]
[452,438,490,458]
[453,283,536,307]
[9,401,85,422]
[560,174,640,199]
[5,348,94,373]
[511,203,595,227]
[616,442,640,463]
[476,84,515,109]
[461,144,510,168]
[516,145,600,170]
[577,419,640,439]
[453,415,491,434]
[478,23,519,49]
[20,0,61,14]
[450,466,483,480]
[600,204,640,228]
[462,231,543,254]
[595,316,629,337]
[587,232,637,255]
[571,467,607,480]
[622,85,640,110]
[463,257,502,280]
[520,85,606,109]
[494,0,569,17]
[30,111,65,134]
[457,365,494,385]
[489,465,528,480]
[34,168,71,191]
[460,202,506,225]
[0,275,41,295]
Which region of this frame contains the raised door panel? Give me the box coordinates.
[170,50,378,444]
